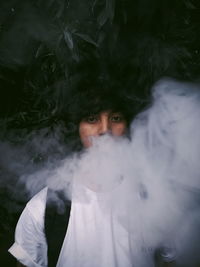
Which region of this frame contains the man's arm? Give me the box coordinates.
[9,188,48,267]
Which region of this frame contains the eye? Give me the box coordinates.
[110,113,124,122]
[85,115,98,124]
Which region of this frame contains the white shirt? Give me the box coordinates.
[9,187,48,267]
[9,185,136,267]
[57,184,134,267]
[9,185,174,267]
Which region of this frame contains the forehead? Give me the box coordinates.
[88,110,124,115]
[81,109,126,119]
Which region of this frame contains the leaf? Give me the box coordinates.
[184,0,196,10]
[74,33,98,47]
[46,0,56,8]
[92,0,99,13]
[106,0,115,22]
[63,29,74,50]
[35,44,44,58]
[97,0,115,27]
[56,0,65,19]
[56,34,63,50]
[97,8,108,27]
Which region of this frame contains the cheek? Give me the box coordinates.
[111,123,127,136]
[79,124,97,138]
[79,127,91,148]
[79,123,98,148]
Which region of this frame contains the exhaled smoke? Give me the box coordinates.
[4,78,200,266]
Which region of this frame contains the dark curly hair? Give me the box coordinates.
[53,58,150,140]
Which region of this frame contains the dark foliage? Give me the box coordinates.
[0,0,199,130]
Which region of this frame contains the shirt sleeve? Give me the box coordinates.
[8,188,48,267]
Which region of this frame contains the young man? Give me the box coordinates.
[8,86,133,265]
[9,84,176,266]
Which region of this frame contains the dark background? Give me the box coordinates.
[0,0,200,265]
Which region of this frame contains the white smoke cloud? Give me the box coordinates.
[15,78,200,266]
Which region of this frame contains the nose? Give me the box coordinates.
[98,116,110,135]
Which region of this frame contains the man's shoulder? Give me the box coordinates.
[26,187,48,223]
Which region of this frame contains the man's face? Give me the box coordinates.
[79,110,127,148]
